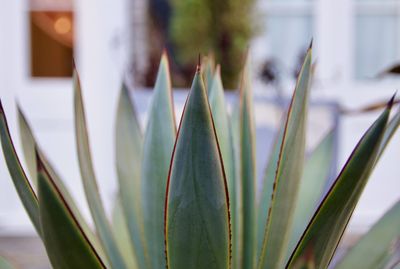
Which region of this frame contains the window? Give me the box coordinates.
[256,0,400,84]
[30,0,74,77]
[258,0,314,81]
[354,0,400,79]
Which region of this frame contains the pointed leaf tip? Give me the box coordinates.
[309,38,313,50]
[35,148,44,172]
[388,93,396,108]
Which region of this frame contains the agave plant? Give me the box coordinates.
[1,45,400,269]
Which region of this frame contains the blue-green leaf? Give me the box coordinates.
[37,153,106,269]
[0,102,41,235]
[287,100,392,269]
[256,121,284,259]
[165,68,231,269]
[286,130,335,261]
[209,66,239,269]
[18,107,107,264]
[112,197,138,269]
[142,53,176,269]
[258,46,312,269]
[0,256,15,269]
[74,70,128,269]
[115,83,149,269]
[238,56,257,269]
[334,200,400,269]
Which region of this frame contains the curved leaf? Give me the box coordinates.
[165,69,231,269]
[18,107,107,263]
[37,154,106,269]
[202,55,215,91]
[287,101,392,269]
[230,95,242,269]
[0,102,41,235]
[239,56,257,269]
[256,121,284,259]
[0,256,14,269]
[115,83,149,269]
[74,70,127,269]
[258,46,312,269]
[112,197,138,269]
[286,130,335,261]
[18,106,37,188]
[334,201,400,269]
[209,66,239,269]
[141,53,176,269]
[377,106,400,160]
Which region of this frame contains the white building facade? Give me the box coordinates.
[0,0,399,236]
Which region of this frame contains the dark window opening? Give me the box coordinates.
[30,11,74,77]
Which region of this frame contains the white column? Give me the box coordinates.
[75,0,126,215]
[0,0,34,233]
[315,0,353,85]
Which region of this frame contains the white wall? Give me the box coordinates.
[0,0,399,236]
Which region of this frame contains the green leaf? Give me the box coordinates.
[258,46,312,269]
[17,106,37,188]
[0,256,14,269]
[37,153,106,269]
[334,201,400,269]
[74,70,128,269]
[239,56,257,269]
[115,83,149,269]
[256,121,284,259]
[209,66,239,269]
[286,130,335,261]
[230,95,242,269]
[141,53,176,269]
[0,102,41,235]
[202,55,215,91]
[165,68,231,269]
[112,197,138,269]
[17,107,107,264]
[376,106,400,160]
[286,101,392,269]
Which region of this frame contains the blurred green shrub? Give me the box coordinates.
[169,0,256,89]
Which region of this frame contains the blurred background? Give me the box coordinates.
[0,0,399,267]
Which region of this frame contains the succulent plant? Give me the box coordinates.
[1,45,400,269]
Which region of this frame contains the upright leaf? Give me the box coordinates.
[334,201,400,269]
[74,70,127,269]
[238,56,257,269]
[165,68,231,269]
[0,256,14,269]
[37,154,106,269]
[202,55,215,91]
[376,106,400,160]
[230,95,242,269]
[112,197,138,269]
[256,121,284,259]
[258,46,312,269]
[0,102,40,235]
[141,53,176,269]
[115,83,149,269]
[18,106,37,188]
[286,130,335,260]
[18,107,107,263]
[287,101,392,269]
[209,66,239,269]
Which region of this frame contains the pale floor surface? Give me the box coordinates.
[0,234,360,269]
[0,236,50,269]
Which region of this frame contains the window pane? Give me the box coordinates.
[30,11,74,77]
[264,15,313,79]
[355,15,398,79]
